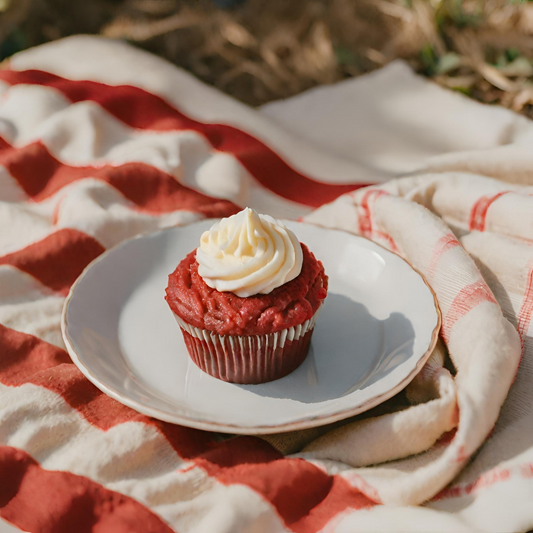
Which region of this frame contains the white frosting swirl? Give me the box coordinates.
[196,208,303,297]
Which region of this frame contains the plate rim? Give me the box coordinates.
[61,220,442,435]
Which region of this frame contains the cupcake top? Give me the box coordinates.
[165,208,327,336]
[196,208,303,298]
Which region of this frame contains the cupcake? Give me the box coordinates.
[165,208,328,384]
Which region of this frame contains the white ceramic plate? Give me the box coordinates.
[62,220,440,434]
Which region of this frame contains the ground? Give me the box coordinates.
[1,0,533,117]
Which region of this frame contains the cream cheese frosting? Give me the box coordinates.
[196,207,303,297]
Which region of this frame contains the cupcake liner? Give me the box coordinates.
[173,306,322,384]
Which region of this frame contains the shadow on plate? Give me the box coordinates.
[237,292,415,403]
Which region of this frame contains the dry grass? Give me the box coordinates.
[2,0,533,116]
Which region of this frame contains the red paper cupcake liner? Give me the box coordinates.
[173,309,321,384]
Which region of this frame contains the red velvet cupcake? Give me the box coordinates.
[165,208,327,384]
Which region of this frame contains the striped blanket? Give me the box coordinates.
[0,35,532,532]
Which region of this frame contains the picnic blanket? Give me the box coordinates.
[0,35,531,532]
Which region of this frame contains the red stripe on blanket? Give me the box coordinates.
[436,428,457,446]
[469,191,510,232]
[428,234,460,277]
[196,436,375,532]
[356,190,398,252]
[357,189,388,237]
[520,463,533,478]
[372,230,399,253]
[517,259,533,349]
[291,475,375,532]
[0,70,372,207]
[0,136,239,216]
[355,189,399,252]
[433,466,511,500]
[0,229,105,295]
[0,326,376,531]
[442,281,497,343]
[0,447,174,533]
[0,325,216,458]
[434,461,533,501]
